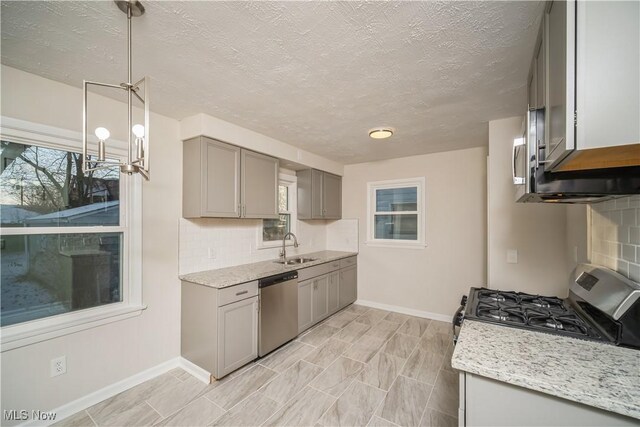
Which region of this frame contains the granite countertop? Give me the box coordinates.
[179,250,357,289]
[452,320,640,420]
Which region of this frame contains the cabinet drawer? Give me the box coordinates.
[218,281,258,306]
[340,256,357,269]
[328,260,341,271]
[298,263,333,282]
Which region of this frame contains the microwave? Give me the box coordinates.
[512,108,640,203]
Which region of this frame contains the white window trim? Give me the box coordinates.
[257,173,298,250]
[0,116,145,352]
[366,177,426,249]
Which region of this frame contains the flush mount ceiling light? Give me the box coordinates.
[368,128,394,140]
[82,0,150,180]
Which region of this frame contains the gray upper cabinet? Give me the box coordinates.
[183,136,278,219]
[241,150,279,219]
[297,169,342,220]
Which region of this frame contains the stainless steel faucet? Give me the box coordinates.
[280,232,299,262]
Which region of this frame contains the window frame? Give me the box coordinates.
[366,177,426,249]
[0,116,145,351]
[258,173,297,249]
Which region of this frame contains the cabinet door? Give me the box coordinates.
[545,0,576,169]
[322,173,342,219]
[575,1,640,151]
[298,279,313,334]
[311,169,324,219]
[241,150,279,219]
[339,266,357,309]
[202,138,241,217]
[327,271,340,315]
[312,275,329,324]
[217,297,258,378]
[535,31,545,110]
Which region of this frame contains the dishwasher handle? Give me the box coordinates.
[259,271,298,288]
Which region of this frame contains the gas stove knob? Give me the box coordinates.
[460,295,468,306]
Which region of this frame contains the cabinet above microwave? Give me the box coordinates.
[528,0,640,172]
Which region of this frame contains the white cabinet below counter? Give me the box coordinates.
[181,280,259,380]
[298,256,357,334]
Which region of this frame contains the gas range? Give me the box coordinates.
[453,264,640,349]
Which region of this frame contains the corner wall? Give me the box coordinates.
[488,117,571,296]
[342,146,487,317]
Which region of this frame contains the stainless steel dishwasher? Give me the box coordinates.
[258,271,298,357]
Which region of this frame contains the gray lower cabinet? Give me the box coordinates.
[217,296,259,378]
[181,280,259,380]
[298,279,314,334]
[183,136,278,219]
[339,265,357,309]
[327,271,340,315]
[460,372,637,426]
[312,275,329,324]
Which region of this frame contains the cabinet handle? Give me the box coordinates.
[236,290,248,296]
[332,263,339,268]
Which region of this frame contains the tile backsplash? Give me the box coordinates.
[179,218,358,275]
[590,196,640,282]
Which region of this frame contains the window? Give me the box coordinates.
[261,174,296,247]
[367,177,425,248]
[0,118,143,350]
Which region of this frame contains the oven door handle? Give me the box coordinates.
[452,305,465,344]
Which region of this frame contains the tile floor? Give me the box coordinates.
[56,304,458,427]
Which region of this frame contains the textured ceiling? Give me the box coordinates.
[1,1,543,164]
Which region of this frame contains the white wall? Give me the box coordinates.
[0,66,182,419]
[342,147,487,318]
[487,117,570,297]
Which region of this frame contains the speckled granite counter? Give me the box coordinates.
[452,320,640,420]
[179,250,357,288]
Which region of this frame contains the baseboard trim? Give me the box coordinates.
[355,299,452,323]
[22,358,182,427]
[178,357,211,384]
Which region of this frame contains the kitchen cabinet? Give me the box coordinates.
[460,372,637,426]
[298,279,314,334]
[327,270,340,315]
[312,275,329,324]
[183,136,278,219]
[297,169,342,220]
[339,265,357,309]
[181,280,259,379]
[538,1,640,172]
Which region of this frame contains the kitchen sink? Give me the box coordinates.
[274,257,317,265]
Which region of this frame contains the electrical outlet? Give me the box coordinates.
[50,356,66,377]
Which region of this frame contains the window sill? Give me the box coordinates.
[365,240,427,250]
[1,303,147,352]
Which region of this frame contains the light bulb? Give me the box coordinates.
[95,127,110,141]
[132,124,145,138]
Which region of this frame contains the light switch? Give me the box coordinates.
[507,249,518,264]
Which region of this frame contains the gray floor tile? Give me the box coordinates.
[101,402,161,427]
[397,317,431,337]
[354,310,388,326]
[323,310,360,329]
[343,335,386,363]
[259,360,324,405]
[317,380,386,427]
[343,304,370,315]
[259,340,315,372]
[425,320,452,337]
[358,352,407,391]
[154,397,225,426]
[420,408,457,427]
[382,333,419,359]
[377,375,432,427]
[426,370,459,418]
[264,386,336,426]
[365,321,402,340]
[310,356,365,397]
[419,331,452,354]
[441,343,456,373]
[368,415,399,427]
[304,338,352,368]
[205,364,277,410]
[212,393,279,426]
[402,348,444,386]
[167,368,192,382]
[147,376,209,418]
[86,373,179,425]
[334,321,371,343]
[384,312,411,324]
[53,411,95,427]
[299,323,341,346]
